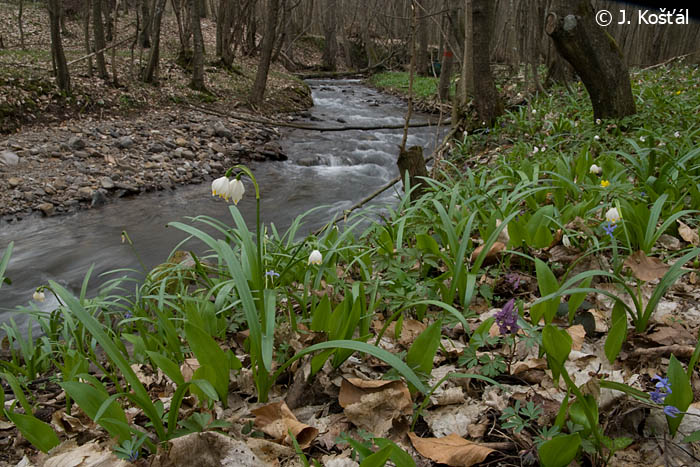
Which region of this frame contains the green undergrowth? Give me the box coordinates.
[369,71,451,100]
[1,62,700,465]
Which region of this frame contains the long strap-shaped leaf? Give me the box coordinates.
[49,281,166,442]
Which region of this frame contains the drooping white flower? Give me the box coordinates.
[606,207,621,224]
[562,235,571,248]
[594,135,600,141]
[308,249,322,265]
[533,146,539,154]
[33,290,45,302]
[674,131,680,138]
[595,118,602,125]
[211,176,230,200]
[640,136,646,142]
[229,179,245,205]
[589,164,602,175]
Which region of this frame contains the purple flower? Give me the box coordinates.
[265,270,280,278]
[124,311,132,320]
[649,374,672,404]
[603,221,617,239]
[664,405,680,418]
[505,273,521,290]
[495,299,520,335]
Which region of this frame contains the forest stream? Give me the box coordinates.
[0,79,447,330]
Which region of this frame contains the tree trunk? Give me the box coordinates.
[83,0,93,77]
[93,0,109,78]
[321,0,338,71]
[249,0,280,106]
[415,0,428,75]
[48,0,71,93]
[398,146,429,201]
[139,0,151,48]
[470,0,502,126]
[142,0,166,83]
[18,0,25,49]
[190,0,206,91]
[545,0,636,120]
[110,0,120,86]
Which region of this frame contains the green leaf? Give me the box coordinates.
[538,433,581,467]
[0,241,12,289]
[567,277,592,323]
[542,325,571,384]
[405,320,441,378]
[373,438,416,467]
[275,340,428,394]
[416,233,441,256]
[185,323,229,404]
[665,355,693,436]
[682,430,700,443]
[310,295,332,332]
[359,444,393,467]
[147,351,185,386]
[531,259,560,325]
[604,301,628,364]
[61,380,130,441]
[4,411,60,453]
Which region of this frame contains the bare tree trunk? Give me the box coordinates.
[48,0,71,93]
[139,0,151,48]
[110,0,120,86]
[190,0,206,91]
[18,0,26,49]
[398,1,428,202]
[546,0,636,120]
[93,0,109,78]
[437,1,454,102]
[415,0,428,75]
[470,0,502,126]
[83,0,93,77]
[321,0,338,70]
[250,0,280,106]
[142,0,166,83]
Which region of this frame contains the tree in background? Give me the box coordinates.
[190,0,206,91]
[92,0,109,78]
[546,0,636,120]
[469,0,502,126]
[142,0,166,83]
[48,0,71,93]
[321,0,338,71]
[250,0,280,106]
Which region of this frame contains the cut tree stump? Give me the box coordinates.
[398,145,429,202]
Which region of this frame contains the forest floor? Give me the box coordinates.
[0,2,316,223]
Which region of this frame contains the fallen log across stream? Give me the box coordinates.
[188,103,450,131]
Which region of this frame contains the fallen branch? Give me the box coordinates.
[631,344,695,359]
[188,103,449,131]
[67,34,136,67]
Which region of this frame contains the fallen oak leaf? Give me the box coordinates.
[678,220,699,246]
[408,432,495,466]
[470,242,506,265]
[623,250,669,282]
[251,400,318,449]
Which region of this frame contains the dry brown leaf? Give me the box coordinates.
[678,220,700,246]
[646,326,696,346]
[251,400,319,449]
[339,378,412,437]
[567,324,586,351]
[39,440,131,467]
[384,319,427,347]
[180,358,200,382]
[470,242,506,265]
[50,409,87,436]
[150,432,261,467]
[623,251,670,282]
[408,432,495,466]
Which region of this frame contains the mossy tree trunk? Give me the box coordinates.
[546,0,636,120]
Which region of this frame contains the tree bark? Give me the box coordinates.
[142,0,166,83]
[398,146,429,201]
[470,0,502,126]
[48,0,71,93]
[139,0,151,48]
[321,0,338,71]
[546,0,636,120]
[18,0,25,49]
[190,0,206,91]
[249,0,280,106]
[93,0,109,78]
[83,0,93,77]
[415,0,429,75]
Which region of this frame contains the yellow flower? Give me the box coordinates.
[600,180,610,188]
[676,90,681,95]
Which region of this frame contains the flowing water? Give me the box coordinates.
[0,79,446,330]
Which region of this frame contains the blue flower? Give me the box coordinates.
[603,221,617,239]
[652,375,672,393]
[664,405,681,418]
[265,270,280,278]
[650,388,667,404]
[124,311,132,320]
